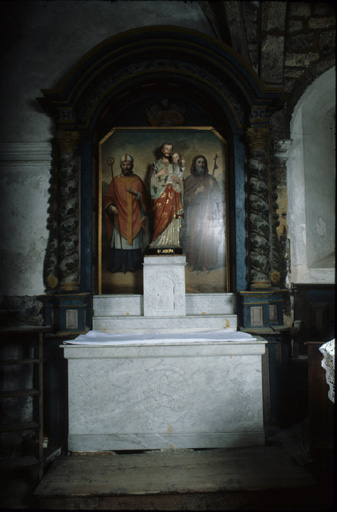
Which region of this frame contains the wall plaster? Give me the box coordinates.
[0,0,213,143]
[287,67,335,284]
[0,143,51,297]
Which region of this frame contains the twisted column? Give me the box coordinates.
[246,127,271,289]
[43,144,59,291]
[270,139,292,286]
[56,131,80,291]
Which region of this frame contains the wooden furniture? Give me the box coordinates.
[0,325,51,480]
[293,284,335,353]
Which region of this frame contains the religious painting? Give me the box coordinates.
[98,127,229,294]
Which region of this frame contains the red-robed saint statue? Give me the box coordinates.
[149,143,184,248]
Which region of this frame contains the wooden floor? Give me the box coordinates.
[33,445,334,511]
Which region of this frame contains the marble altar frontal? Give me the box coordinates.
[63,332,266,452]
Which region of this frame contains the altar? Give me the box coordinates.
[63,330,266,452]
[62,256,267,452]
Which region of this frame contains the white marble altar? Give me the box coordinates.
[63,331,266,451]
[63,255,266,452]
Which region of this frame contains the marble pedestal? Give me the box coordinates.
[63,335,266,452]
[143,255,186,316]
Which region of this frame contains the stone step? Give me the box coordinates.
[93,293,236,317]
[93,314,237,333]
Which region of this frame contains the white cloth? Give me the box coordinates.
[319,339,335,403]
[64,329,256,345]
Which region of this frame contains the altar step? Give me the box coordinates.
[93,292,237,333]
[34,446,323,511]
[94,293,236,317]
[93,314,237,333]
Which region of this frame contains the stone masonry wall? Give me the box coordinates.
[284,1,335,95]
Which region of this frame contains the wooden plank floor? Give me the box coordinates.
[34,446,326,510]
[32,445,330,510]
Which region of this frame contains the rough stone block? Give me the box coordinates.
[287,32,315,52]
[285,52,319,67]
[261,36,285,84]
[289,3,311,18]
[314,3,336,16]
[284,79,296,94]
[319,30,336,54]
[262,2,287,31]
[242,1,258,22]
[308,17,336,30]
[284,68,303,79]
[287,20,304,33]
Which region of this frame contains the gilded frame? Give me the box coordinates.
[98,127,230,294]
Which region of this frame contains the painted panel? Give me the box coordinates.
[98,127,229,294]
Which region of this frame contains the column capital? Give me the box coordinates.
[56,130,80,153]
[246,127,270,151]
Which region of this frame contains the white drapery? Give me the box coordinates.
[64,329,255,345]
[319,339,335,404]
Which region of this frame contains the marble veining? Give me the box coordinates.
[64,339,266,450]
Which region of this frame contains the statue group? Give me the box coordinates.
[103,143,224,274]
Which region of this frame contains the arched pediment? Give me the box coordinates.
[39,26,285,133]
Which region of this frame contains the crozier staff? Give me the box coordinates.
[103,154,149,273]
